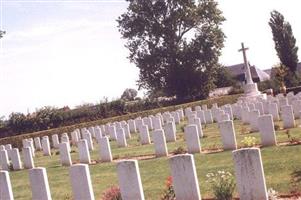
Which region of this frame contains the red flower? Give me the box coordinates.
[166,176,173,188]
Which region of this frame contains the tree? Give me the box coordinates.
[117,0,225,100]
[214,67,237,88]
[269,10,299,87]
[121,88,138,101]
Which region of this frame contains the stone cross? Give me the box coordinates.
[238,42,254,84]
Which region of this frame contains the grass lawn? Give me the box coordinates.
[8,118,301,199]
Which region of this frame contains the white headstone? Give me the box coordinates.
[23,147,35,169]
[0,170,14,200]
[233,148,268,200]
[10,148,22,170]
[128,119,137,133]
[292,100,301,118]
[78,139,91,164]
[59,142,72,166]
[196,110,206,124]
[117,160,145,200]
[258,115,277,146]
[83,131,94,151]
[184,125,201,154]
[164,122,176,142]
[255,102,264,115]
[61,135,71,152]
[204,110,213,124]
[42,137,51,156]
[108,126,117,140]
[152,116,162,130]
[34,137,42,151]
[218,120,237,150]
[29,167,52,200]
[281,105,295,129]
[169,154,201,200]
[268,103,280,121]
[116,128,127,148]
[152,129,168,157]
[0,150,10,170]
[71,131,79,146]
[249,110,260,132]
[139,125,151,145]
[98,137,112,162]
[192,118,203,138]
[51,134,60,149]
[69,164,95,200]
[122,124,131,139]
[241,106,250,124]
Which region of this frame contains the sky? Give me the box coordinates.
[0,0,301,118]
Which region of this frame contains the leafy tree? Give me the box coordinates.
[117,0,225,100]
[214,67,237,88]
[269,10,299,87]
[121,88,138,101]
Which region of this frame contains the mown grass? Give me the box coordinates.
[7,118,301,200]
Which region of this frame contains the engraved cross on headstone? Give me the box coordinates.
[238,42,253,84]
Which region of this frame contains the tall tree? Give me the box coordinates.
[117,0,225,100]
[269,10,299,87]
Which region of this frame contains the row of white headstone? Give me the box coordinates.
[0,148,269,200]
[3,93,294,171]
[1,93,300,199]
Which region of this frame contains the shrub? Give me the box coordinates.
[206,170,235,200]
[161,176,176,200]
[241,136,257,147]
[101,185,122,200]
[0,94,241,148]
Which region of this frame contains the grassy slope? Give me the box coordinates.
[8,119,301,200]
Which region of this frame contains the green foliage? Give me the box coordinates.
[269,10,299,87]
[241,136,256,147]
[214,67,237,88]
[206,170,235,200]
[117,0,225,100]
[258,64,301,94]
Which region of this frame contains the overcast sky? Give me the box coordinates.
[0,0,301,118]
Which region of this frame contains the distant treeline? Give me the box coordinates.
[0,98,185,138]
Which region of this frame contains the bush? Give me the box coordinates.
[228,85,243,95]
[241,136,257,147]
[101,185,122,200]
[206,170,235,200]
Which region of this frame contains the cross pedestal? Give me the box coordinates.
[238,43,266,101]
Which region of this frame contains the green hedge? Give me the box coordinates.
[0,94,241,149]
